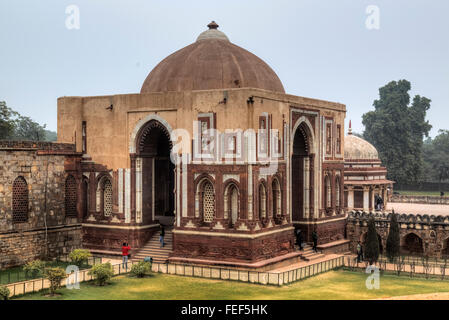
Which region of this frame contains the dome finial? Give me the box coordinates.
[208,21,219,30]
[348,120,352,135]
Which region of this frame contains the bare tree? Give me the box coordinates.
[421,255,432,279]
[440,258,447,280]
[410,261,415,278]
[395,256,405,276]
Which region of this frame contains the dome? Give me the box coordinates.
[140,21,285,94]
[344,133,379,160]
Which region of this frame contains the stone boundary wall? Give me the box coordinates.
[391,195,449,205]
[0,140,75,152]
[347,211,449,258]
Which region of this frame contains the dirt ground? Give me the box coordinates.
[378,292,449,300]
[386,202,449,216]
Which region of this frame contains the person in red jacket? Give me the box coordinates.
[122,242,131,270]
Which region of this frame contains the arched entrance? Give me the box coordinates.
[402,233,423,256]
[136,120,175,224]
[291,123,312,221]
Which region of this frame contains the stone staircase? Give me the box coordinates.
[298,244,325,261]
[133,228,173,263]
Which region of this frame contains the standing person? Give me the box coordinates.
[160,225,165,248]
[356,241,362,262]
[122,242,131,270]
[312,230,318,253]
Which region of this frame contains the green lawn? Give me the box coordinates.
[14,270,449,300]
[395,190,447,196]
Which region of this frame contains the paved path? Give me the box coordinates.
[270,254,342,273]
[386,202,449,215]
[377,292,449,300]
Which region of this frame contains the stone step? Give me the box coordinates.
[300,253,325,261]
[133,228,174,263]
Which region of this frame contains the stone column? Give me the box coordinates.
[304,157,310,219]
[135,157,142,223]
[347,186,354,210]
[309,154,315,220]
[363,186,370,212]
[370,187,375,211]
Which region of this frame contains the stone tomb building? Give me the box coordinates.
[343,123,393,212]
[55,22,347,267]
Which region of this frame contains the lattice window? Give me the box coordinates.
[12,176,28,223]
[336,125,341,154]
[103,179,113,217]
[326,124,332,154]
[202,181,215,223]
[65,175,77,217]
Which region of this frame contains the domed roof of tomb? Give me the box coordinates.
[344,121,379,160]
[140,21,285,94]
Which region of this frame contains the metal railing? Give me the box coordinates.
[0,255,102,285]
[343,255,449,279]
[151,256,345,286]
[5,259,135,298]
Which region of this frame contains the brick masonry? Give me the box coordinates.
[0,143,82,268]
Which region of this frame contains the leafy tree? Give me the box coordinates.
[362,80,431,184]
[44,267,67,296]
[422,130,449,186]
[13,116,47,141]
[44,129,57,141]
[365,217,380,265]
[0,101,17,139]
[69,249,92,267]
[88,262,114,286]
[130,261,152,278]
[386,211,400,262]
[23,260,47,279]
[0,286,10,300]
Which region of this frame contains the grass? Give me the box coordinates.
[395,190,448,196]
[14,269,449,300]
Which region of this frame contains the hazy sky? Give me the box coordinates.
[1,0,448,136]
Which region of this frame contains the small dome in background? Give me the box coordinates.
[344,122,379,160]
[344,134,379,160]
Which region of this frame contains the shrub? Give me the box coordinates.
[365,217,380,265]
[69,249,92,267]
[23,260,47,279]
[0,286,10,300]
[130,261,151,278]
[386,211,400,262]
[44,267,67,296]
[88,262,113,286]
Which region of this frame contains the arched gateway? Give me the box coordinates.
[135,119,175,224]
